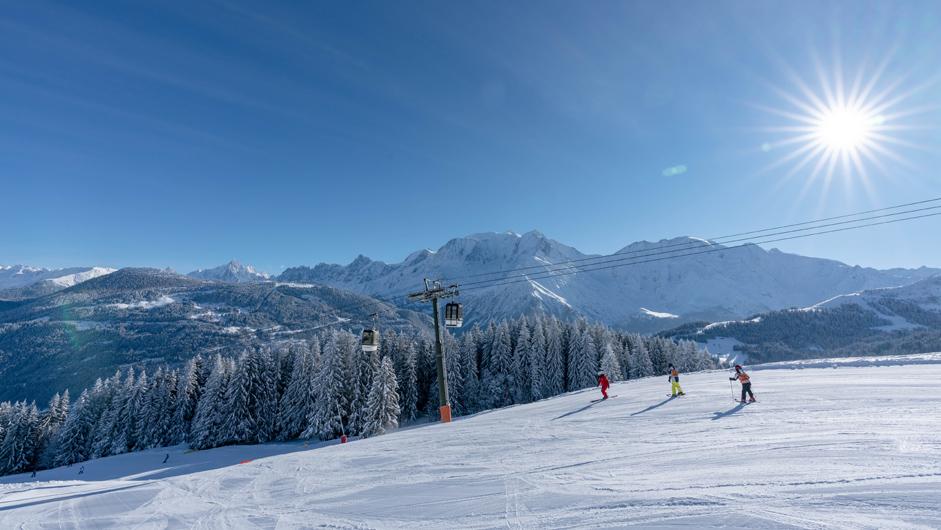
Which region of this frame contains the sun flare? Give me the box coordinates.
[815,105,878,152]
[756,52,927,200]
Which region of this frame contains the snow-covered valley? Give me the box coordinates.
[2,356,939,529]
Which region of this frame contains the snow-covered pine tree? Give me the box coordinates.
[0,402,40,475]
[303,331,348,440]
[600,342,623,381]
[362,356,401,437]
[647,337,669,374]
[458,330,480,414]
[529,318,548,401]
[393,339,419,422]
[544,317,565,395]
[348,342,379,437]
[480,321,496,377]
[565,321,580,391]
[53,390,90,467]
[36,391,68,467]
[190,355,232,450]
[0,402,12,447]
[512,318,532,404]
[277,343,313,440]
[138,368,178,449]
[618,336,634,380]
[222,350,263,445]
[572,327,599,390]
[91,370,130,458]
[111,369,148,455]
[306,338,323,424]
[629,336,654,379]
[136,368,164,449]
[256,347,280,443]
[443,331,465,415]
[484,320,514,408]
[414,337,436,415]
[175,354,206,442]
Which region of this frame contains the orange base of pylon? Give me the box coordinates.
[439,405,452,423]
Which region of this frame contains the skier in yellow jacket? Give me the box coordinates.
[668,363,685,397]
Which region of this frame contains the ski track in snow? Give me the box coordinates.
[1,363,940,529]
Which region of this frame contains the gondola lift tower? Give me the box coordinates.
[408,279,462,423]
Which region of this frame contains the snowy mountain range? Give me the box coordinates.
[0,268,426,403]
[663,275,941,363]
[7,231,937,335]
[3,230,940,403]
[279,230,940,332]
[0,265,116,300]
[187,260,270,283]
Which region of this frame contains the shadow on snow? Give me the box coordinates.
[711,403,747,420]
[629,396,675,416]
[551,401,603,421]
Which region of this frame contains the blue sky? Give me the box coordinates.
[2,0,940,273]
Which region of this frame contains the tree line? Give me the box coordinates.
[0,315,716,476]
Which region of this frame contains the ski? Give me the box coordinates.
[590,395,617,403]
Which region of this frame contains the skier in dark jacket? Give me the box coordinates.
[730,365,756,403]
[597,371,610,400]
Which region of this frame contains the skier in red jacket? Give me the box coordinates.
[597,371,610,400]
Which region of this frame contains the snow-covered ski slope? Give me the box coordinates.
[3,355,940,529]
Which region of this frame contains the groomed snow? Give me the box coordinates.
[2,358,940,528]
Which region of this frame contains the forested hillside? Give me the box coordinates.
[0,268,425,403]
[0,315,715,476]
[662,276,941,362]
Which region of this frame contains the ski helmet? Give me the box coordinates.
[734,364,742,371]
[597,371,604,376]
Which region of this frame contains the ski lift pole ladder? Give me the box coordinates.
[408,279,461,423]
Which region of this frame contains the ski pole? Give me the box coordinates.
[729,375,736,402]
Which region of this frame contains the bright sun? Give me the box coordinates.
[756,51,924,199]
[815,106,876,152]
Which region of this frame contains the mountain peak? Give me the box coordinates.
[188,261,269,283]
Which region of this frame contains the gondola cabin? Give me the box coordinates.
[444,302,463,328]
[361,329,379,352]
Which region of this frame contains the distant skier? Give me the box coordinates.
[668,363,685,397]
[597,371,610,400]
[730,365,756,403]
[163,453,170,464]
[78,466,85,475]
